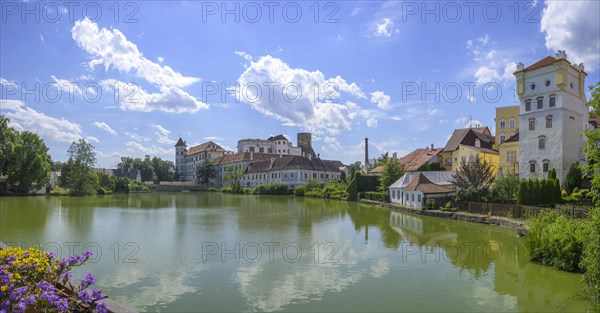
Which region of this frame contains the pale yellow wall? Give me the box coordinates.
[498,141,519,177]
[452,145,500,176]
[495,106,520,147]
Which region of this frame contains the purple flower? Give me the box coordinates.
[78,289,93,303]
[81,273,96,288]
[96,301,108,313]
[91,288,104,300]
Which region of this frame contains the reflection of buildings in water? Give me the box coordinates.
[389,211,457,248]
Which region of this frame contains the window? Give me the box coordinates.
[445,158,452,166]
[406,193,409,201]
[500,135,506,144]
[538,136,546,149]
[549,95,556,107]
[531,83,536,90]
[475,139,481,148]
[525,99,531,111]
[418,194,422,203]
[545,80,551,87]
[500,120,506,129]
[249,147,255,152]
[509,118,515,129]
[543,162,549,172]
[530,163,536,173]
[411,194,414,201]
[537,97,543,109]
[529,119,535,131]
[546,116,552,128]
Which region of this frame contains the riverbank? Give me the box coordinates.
[359,199,530,236]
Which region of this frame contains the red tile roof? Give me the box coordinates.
[524,56,557,71]
[403,173,454,194]
[175,137,186,147]
[399,148,442,172]
[186,141,225,156]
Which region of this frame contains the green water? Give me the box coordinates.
[0,193,591,312]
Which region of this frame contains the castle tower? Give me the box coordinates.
[514,50,588,184]
[175,137,187,179]
[297,133,316,158]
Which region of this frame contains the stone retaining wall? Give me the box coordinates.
[359,199,529,236]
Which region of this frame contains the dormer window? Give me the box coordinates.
[475,139,481,148]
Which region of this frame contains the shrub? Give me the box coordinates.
[242,188,256,194]
[363,191,387,202]
[565,163,583,194]
[445,200,453,209]
[208,187,218,192]
[581,208,600,305]
[346,176,358,201]
[293,185,306,196]
[221,186,233,193]
[0,245,108,313]
[305,190,323,198]
[425,198,436,209]
[96,187,113,195]
[255,183,290,195]
[525,210,587,272]
[49,186,67,195]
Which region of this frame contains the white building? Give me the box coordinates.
[237,133,316,158]
[175,139,227,182]
[514,50,589,183]
[388,171,456,209]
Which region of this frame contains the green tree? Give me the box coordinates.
[517,179,529,205]
[223,165,244,193]
[7,131,51,193]
[196,159,216,184]
[581,208,600,306]
[451,157,495,201]
[378,160,404,192]
[492,174,519,202]
[0,115,18,176]
[565,163,583,194]
[66,139,98,196]
[139,155,157,182]
[375,152,390,167]
[340,170,347,182]
[583,82,600,205]
[346,173,358,201]
[152,156,175,181]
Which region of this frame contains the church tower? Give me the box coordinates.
[514,50,588,184]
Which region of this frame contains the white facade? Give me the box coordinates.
[390,188,425,208]
[515,51,589,184]
[242,167,341,189]
[237,136,303,156]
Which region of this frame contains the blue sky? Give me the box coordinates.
[1,0,599,167]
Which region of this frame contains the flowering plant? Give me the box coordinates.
[0,246,108,313]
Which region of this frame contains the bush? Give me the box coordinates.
[221,186,233,193]
[305,190,323,198]
[355,173,379,192]
[525,210,587,272]
[96,187,113,195]
[208,187,218,192]
[346,175,358,201]
[565,163,583,194]
[129,181,143,192]
[49,186,67,195]
[425,198,436,209]
[255,183,290,195]
[581,208,600,305]
[243,188,256,194]
[293,185,306,196]
[363,191,387,202]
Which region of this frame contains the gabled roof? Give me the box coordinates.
[245,156,340,174]
[369,165,384,174]
[175,137,186,147]
[267,135,288,141]
[399,147,442,172]
[212,152,280,166]
[442,127,493,152]
[524,56,557,71]
[186,141,225,156]
[402,173,454,194]
[459,144,500,155]
[389,171,456,189]
[504,132,519,144]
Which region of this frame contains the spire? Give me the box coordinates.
[175,137,186,147]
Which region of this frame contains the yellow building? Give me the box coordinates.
[494,106,519,148]
[452,144,500,176]
[498,133,519,177]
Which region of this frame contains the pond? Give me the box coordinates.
[0,193,591,312]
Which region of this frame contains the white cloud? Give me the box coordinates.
[150,123,170,136]
[323,136,342,151]
[50,75,84,96]
[366,117,378,128]
[92,121,117,135]
[370,91,391,110]
[455,117,483,128]
[39,33,45,43]
[125,141,171,156]
[0,77,18,89]
[85,136,100,143]
[157,56,164,63]
[124,132,149,142]
[203,136,225,141]
[467,35,518,85]
[1,100,83,143]
[234,55,370,135]
[540,0,600,71]
[235,51,253,63]
[100,79,208,113]
[375,18,395,37]
[71,18,199,87]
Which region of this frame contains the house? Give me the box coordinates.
[368,165,384,175]
[388,173,455,209]
[498,133,519,177]
[212,152,279,187]
[440,126,498,174]
[241,155,343,189]
[495,106,520,147]
[113,169,142,183]
[175,140,227,182]
[237,133,317,158]
[399,145,443,172]
[514,50,589,183]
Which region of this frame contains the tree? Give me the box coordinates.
[66,139,98,196]
[346,173,358,201]
[378,160,404,192]
[492,174,519,202]
[223,165,244,192]
[7,131,51,193]
[565,162,583,194]
[196,159,216,184]
[340,170,347,182]
[0,115,18,176]
[375,152,390,167]
[152,156,175,181]
[517,179,529,204]
[451,157,495,201]
[583,82,600,205]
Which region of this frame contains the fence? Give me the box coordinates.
[457,202,590,219]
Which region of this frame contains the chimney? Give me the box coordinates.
[364,138,369,171]
[317,153,320,158]
[431,144,434,150]
[250,151,253,161]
